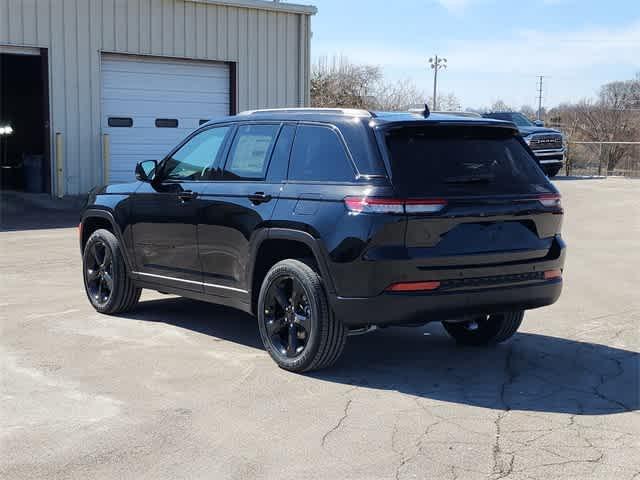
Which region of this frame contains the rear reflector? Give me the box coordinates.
[345,197,447,214]
[537,194,562,209]
[544,269,562,280]
[404,198,448,214]
[385,281,441,292]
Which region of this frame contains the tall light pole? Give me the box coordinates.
[429,55,447,110]
[536,75,546,121]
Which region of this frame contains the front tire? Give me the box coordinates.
[257,259,346,372]
[82,229,141,314]
[442,311,524,346]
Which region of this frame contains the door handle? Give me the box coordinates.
[248,192,272,205]
[177,190,198,202]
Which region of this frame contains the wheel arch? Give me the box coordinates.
[248,228,336,315]
[80,209,134,272]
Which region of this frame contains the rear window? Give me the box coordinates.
[384,126,553,197]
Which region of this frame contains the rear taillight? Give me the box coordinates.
[537,194,562,209]
[344,197,447,214]
[385,281,441,292]
[344,197,404,214]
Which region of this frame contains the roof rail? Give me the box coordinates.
[237,107,375,117]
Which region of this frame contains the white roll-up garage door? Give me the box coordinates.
[101,54,230,183]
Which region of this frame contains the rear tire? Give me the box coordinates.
[545,166,562,177]
[82,229,141,314]
[442,311,524,346]
[257,259,347,372]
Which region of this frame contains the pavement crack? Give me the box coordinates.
[321,399,352,448]
[450,465,458,480]
[492,347,516,479]
[394,420,441,480]
[515,452,605,474]
[593,356,632,412]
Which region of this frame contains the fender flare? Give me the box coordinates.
[247,227,337,298]
[80,209,134,273]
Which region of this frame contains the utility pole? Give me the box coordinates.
[537,75,545,120]
[429,55,447,110]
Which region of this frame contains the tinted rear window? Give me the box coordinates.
[384,126,553,197]
[289,125,355,182]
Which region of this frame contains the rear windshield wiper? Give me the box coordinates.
[444,174,494,184]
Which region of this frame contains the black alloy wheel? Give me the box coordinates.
[263,276,312,358]
[85,240,114,307]
[82,228,141,314]
[257,259,347,372]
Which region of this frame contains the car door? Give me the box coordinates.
[131,125,231,292]
[272,123,363,261]
[198,123,294,301]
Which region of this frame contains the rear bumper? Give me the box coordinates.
[330,279,562,327]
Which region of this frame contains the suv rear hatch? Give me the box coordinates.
[380,123,563,268]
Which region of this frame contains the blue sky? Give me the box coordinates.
[309,0,640,110]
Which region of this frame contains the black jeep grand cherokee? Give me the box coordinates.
[80,108,565,372]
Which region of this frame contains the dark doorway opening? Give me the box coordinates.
[0,52,50,193]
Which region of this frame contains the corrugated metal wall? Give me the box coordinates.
[0,0,312,195]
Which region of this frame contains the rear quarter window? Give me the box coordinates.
[288,125,355,182]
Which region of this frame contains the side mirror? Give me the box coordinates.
[534,120,545,127]
[135,160,158,182]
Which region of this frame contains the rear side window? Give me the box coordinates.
[384,126,553,197]
[224,124,280,180]
[289,125,355,182]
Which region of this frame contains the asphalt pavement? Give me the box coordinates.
[1,177,638,479]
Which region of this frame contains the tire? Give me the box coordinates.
[442,311,524,346]
[257,259,346,372]
[545,166,562,177]
[82,228,141,314]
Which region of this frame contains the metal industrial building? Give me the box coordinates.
[0,0,314,196]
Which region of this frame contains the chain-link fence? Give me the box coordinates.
[565,141,640,177]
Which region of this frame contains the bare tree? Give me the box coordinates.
[490,99,512,112]
[430,92,462,111]
[520,105,536,120]
[310,55,382,109]
[311,56,429,112]
[549,74,640,174]
[572,77,640,173]
[374,79,426,111]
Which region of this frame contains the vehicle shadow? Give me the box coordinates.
[0,211,80,231]
[125,297,639,416]
[0,192,81,231]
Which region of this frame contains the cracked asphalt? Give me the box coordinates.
[1,178,639,479]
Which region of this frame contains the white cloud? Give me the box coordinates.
[315,20,640,75]
[447,21,640,74]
